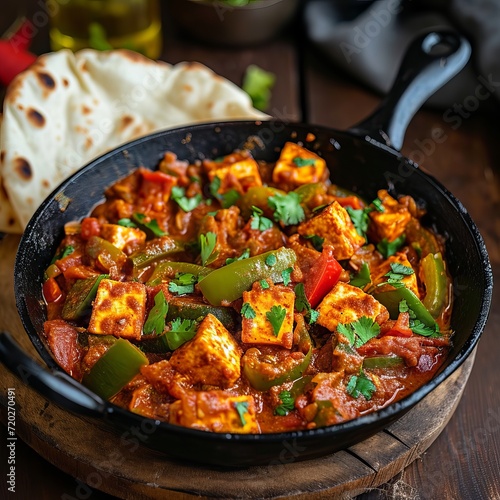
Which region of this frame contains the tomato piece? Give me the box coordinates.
[81,217,101,240]
[304,245,342,308]
[140,169,176,184]
[334,196,363,210]
[43,277,64,304]
[381,311,413,338]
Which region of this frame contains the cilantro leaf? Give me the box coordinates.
[117,218,137,228]
[378,261,414,288]
[168,272,197,295]
[241,302,256,319]
[294,283,319,324]
[226,248,250,265]
[293,157,317,167]
[171,186,202,212]
[274,390,295,416]
[377,234,406,258]
[266,305,287,336]
[372,198,385,212]
[234,401,250,426]
[250,206,273,231]
[265,253,277,266]
[51,244,75,265]
[410,320,441,337]
[337,316,380,348]
[268,192,305,226]
[132,213,165,238]
[167,318,198,350]
[260,280,270,289]
[346,371,376,400]
[209,176,240,208]
[304,234,324,252]
[345,206,370,240]
[350,262,371,288]
[143,290,168,335]
[281,267,293,286]
[199,232,218,266]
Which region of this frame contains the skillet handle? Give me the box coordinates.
[349,31,471,151]
[0,331,107,418]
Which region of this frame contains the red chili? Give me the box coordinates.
[304,245,342,308]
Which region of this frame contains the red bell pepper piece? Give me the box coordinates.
[81,217,101,240]
[304,245,342,308]
[380,311,413,338]
[43,277,64,304]
[0,19,37,86]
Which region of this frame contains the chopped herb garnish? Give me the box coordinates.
[117,218,137,228]
[345,206,370,240]
[171,186,203,212]
[275,390,295,416]
[226,248,250,265]
[51,244,75,264]
[346,371,376,400]
[399,299,441,337]
[260,279,270,289]
[234,401,250,426]
[132,213,165,238]
[350,262,371,288]
[143,290,168,336]
[377,234,406,258]
[168,272,197,295]
[372,198,385,212]
[380,262,415,288]
[209,176,240,208]
[268,192,305,226]
[241,302,256,319]
[167,318,198,350]
[293,157,317,168]
[337,316,380,348]
[266,305,287,336]
[199,232,218,266]
[265,254,277,267]
[281,267,293,286]
[304,234,324,252]
[250,206,273,231]
[294,283,319,324]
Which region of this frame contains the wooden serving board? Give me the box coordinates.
[0,234,474,499]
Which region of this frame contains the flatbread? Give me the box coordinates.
[0,49,267,233]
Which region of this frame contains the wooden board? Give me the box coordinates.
[0,234,474,499]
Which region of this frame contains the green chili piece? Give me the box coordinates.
[82,338,149,399]
[242,315,312,391]
[61,274,108,321]
[198,247,296,306]
[237,186,285,219]
[86,236,127,267]
[128,236,184,272]
[421,252,447,318]
[373,287,435,327]
[363,355,404,369]
[147,261,212,285]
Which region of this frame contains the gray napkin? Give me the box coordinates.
[304,0,500,109]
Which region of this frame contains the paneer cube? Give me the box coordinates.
[371,252,419,296]
[369,190,412,242]
[204,151,262,194]
[272,142,327,187]
[88,279,146,340]
[169,391,259,433]
[298,201,365,260]
[317,281,389,332]
[241,283,295,349]
[169,314,241,388]
[100,223,146,251]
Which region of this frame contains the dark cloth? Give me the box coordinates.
[304,0,500,108]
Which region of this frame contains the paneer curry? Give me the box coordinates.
[42,142,453,434]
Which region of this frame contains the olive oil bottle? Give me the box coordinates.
[49,0,162,59]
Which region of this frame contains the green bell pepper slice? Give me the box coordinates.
[363,355,404,369]
[61,274,108,321]
[86,236,127,268]
[421,252,447,319]
[198,247,296,306]
[146,261,212,286]
[237,186,285,219]
[82,337,148,399]
[128,236,184,272]
[373,286,435,328]
[242,315,312,391]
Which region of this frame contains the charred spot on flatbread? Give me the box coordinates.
[63,78,69,87]
[27,108,46,128]
[82,105,92,115]
[13,157,33,181]
[36,71,56,91]
[120,115,134,131]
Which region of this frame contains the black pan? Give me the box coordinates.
[0,31,493,467]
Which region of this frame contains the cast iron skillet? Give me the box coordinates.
[0,31,493,467]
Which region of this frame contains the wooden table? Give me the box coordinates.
[1,2,499,499]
